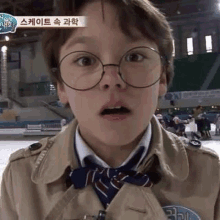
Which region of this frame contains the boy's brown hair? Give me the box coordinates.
[41,0,174,107]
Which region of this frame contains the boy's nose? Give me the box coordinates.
[99,64,127,90]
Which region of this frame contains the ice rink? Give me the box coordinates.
[0,124,220,184]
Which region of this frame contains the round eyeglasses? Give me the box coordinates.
[58,46,165,91]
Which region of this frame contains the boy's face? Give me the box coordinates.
[58,1,167,147]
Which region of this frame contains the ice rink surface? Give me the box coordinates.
[0,124,220,184]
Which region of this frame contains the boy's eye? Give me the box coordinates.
[125,53,145,62]
[75,56,96,66]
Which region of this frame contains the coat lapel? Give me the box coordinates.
[45,185,104,220]
[46,182,167,220]
[105,184,167,220]
[138,115,189,182]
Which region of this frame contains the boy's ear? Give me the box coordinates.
[57,82,69,104]
[159,73,167,97]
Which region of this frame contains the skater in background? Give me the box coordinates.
[173,115,190,138]
[196,113,206,139]
[197,113,211,140]
[156,114,166,128]
[202,112,212,139]
[214,114,220,136]
[193,106,205,139]
[61,118,67,131]
[192,105,203,119]
[165,113,177,134]
[188,115,201,140]
[163,109,177,130]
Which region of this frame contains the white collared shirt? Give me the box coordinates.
[75,123,152,171]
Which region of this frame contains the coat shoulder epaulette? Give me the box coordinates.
[9,137,55,162]
[177,136,219,160]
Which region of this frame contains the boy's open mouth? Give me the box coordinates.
[101,106,131,115]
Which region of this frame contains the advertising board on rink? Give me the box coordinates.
[163,89,220,101]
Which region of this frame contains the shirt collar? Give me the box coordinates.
[75,123,152,170]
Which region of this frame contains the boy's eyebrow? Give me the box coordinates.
[64,36,98,49]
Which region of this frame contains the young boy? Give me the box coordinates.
[1,1,220,219]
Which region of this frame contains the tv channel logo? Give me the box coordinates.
[0,13,18,34]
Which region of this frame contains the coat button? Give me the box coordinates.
[29,143,42,151]
[189,140,201,148]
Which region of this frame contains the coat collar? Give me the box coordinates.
[138,115,189,181]
[31,119,78,184]
[31,115,189,185]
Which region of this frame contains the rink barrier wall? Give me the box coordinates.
[0,119,72,129]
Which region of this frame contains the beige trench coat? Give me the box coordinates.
[0,115,220,220]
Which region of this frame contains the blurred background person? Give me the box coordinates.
[202,112,212,139]
[165,113,177,134]
[193,106,204,138]
[192,105,203,119]
[163,109,173,129]
[173,114,190,138]
[188,115,201,140]
[196,113,206,139]
[156,114,166,128]
[0,109,18,122]
[197,113,211,140]
[60,118,67,132]
[214,114,220,136]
